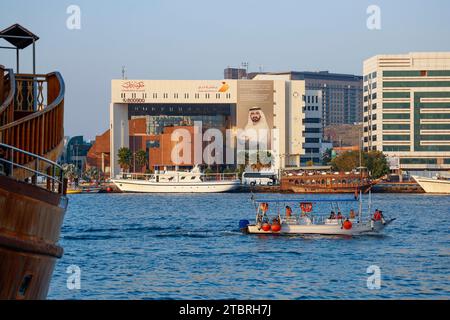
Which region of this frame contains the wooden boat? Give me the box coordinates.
[0,24,68,300]
[280,170,374,194]
[240,195,395,236]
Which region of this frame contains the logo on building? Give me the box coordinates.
[121,81,145,92]
[197,82,229,93]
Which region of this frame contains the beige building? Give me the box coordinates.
[110,79,306,177]
[363,52,450,172]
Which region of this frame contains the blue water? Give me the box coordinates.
[48,193,450,299]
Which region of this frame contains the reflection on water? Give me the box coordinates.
[48,193,450,299]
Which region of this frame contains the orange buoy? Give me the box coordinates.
[106,187,112,193]
[343,220,353,230]
[271,223,281,232]
[262,223,271,232]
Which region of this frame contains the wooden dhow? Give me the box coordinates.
[0,24,68,300]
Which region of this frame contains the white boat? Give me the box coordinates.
[240,194,395,236]
[412,175,450,194]
[112,167,241,193]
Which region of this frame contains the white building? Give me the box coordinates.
[109,79,307,177]
[363,52,450,172]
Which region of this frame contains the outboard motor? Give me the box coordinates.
[239,219,250,233]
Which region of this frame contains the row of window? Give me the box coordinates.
[303,106,320,111]
[363,93,377,102]
[364,114,377,122]
[364,103,377,112]
[363,82,377,92]
[364,125,377,132]
[363,136,377,142]
[303,95,319,103]
[121,92,232,100]
[363,72,377,82]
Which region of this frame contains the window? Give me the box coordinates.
[304,118,321,123]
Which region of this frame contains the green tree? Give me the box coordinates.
[330,150,389,179]
[365,151,390,179]
[331,151,360,172]
[117,147,132,172]
[134,150,148,172]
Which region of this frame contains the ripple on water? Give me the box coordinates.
[48,193,450,299]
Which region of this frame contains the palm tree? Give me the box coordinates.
[117,147,132,172]
[134,150,148,172]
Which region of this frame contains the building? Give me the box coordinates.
[86,129,111,174]
[363,52,450,172]
[251,71,363,127]
[224,67,247,80]
[302,90,323,165]
[324,123,363,147]
[61,136,92,171]
[110,79,307,177]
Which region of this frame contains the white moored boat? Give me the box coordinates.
[240,194,395,236]
[112,167,241,193]
[412,175,450,194]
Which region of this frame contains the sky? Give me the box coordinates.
[1,0,450,140]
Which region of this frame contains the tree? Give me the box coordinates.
[330,150,389,179]
[62,163,79,181]
[84,166,99,182]
[117,147,132,172]
[365,151,390,179]
[134,150,148,172]
[331,151,360,172]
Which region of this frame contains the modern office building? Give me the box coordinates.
[251,71,363,127]
[302,90,323,165]
[363,52,450,172]
[110,79,306,177]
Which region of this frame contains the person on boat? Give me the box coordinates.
[349,209,356,219]
[329,211,336,219]
[285,206,293,218]
[337,211,343,220]
[372,209,386,224]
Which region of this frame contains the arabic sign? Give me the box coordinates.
[121,81,145,92]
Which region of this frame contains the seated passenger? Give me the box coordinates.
[337,212,343,220]
[373,209,381,221]
[349,209,356,219]
[285,206,293,218]
[329,211,336,219]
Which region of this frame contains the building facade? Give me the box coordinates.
[302,90,323,165]
[110,79,306,177]
[363,52,450,172]
[61,136,92,171]
[251,71,363,127]
[224,67,247,80]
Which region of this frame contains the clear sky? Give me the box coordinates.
[1,0,450,140]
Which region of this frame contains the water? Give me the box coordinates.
[48,193,450,299]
